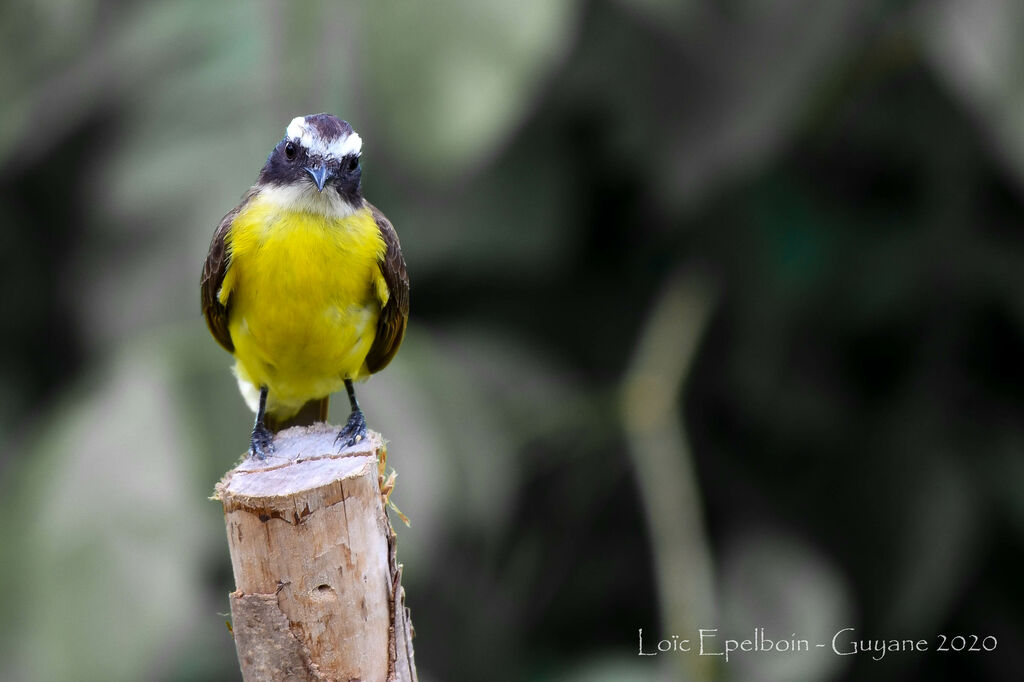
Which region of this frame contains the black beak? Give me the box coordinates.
[304,164,331,192]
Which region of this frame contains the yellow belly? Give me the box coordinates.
[219,196,387,419]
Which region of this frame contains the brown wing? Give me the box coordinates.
[364,201,409,373]
[200,187,259,353]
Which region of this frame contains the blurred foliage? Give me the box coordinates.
[1,0,1023,681]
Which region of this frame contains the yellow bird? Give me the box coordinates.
[201,113,409,458]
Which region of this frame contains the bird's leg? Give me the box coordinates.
[335,378,368,449]
[249,386,275,460]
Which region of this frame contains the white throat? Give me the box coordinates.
[258,183,361,218]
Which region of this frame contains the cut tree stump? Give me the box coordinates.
[214,424,417,682]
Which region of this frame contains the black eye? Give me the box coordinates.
[347,156,359,172]
[284,141,297,160]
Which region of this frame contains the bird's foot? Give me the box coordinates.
[335,409,368,450]
[249,423,276,460]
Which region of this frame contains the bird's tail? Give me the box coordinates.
[265,396,330,433]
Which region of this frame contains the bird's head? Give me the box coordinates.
[257,113,364,214]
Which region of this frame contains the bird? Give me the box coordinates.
[201,113,409,459]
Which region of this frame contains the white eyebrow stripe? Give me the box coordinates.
[328,132,362,158]
[285,116,307,143]
[285,116,363,158]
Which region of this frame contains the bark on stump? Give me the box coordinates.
[214,424,417,681]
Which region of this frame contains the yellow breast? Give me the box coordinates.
[219,194,387,418]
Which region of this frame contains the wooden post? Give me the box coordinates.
[214,424,417,682]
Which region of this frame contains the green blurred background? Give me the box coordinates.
[1,1,1022,680]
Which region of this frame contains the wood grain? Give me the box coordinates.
[214,424,416,681]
